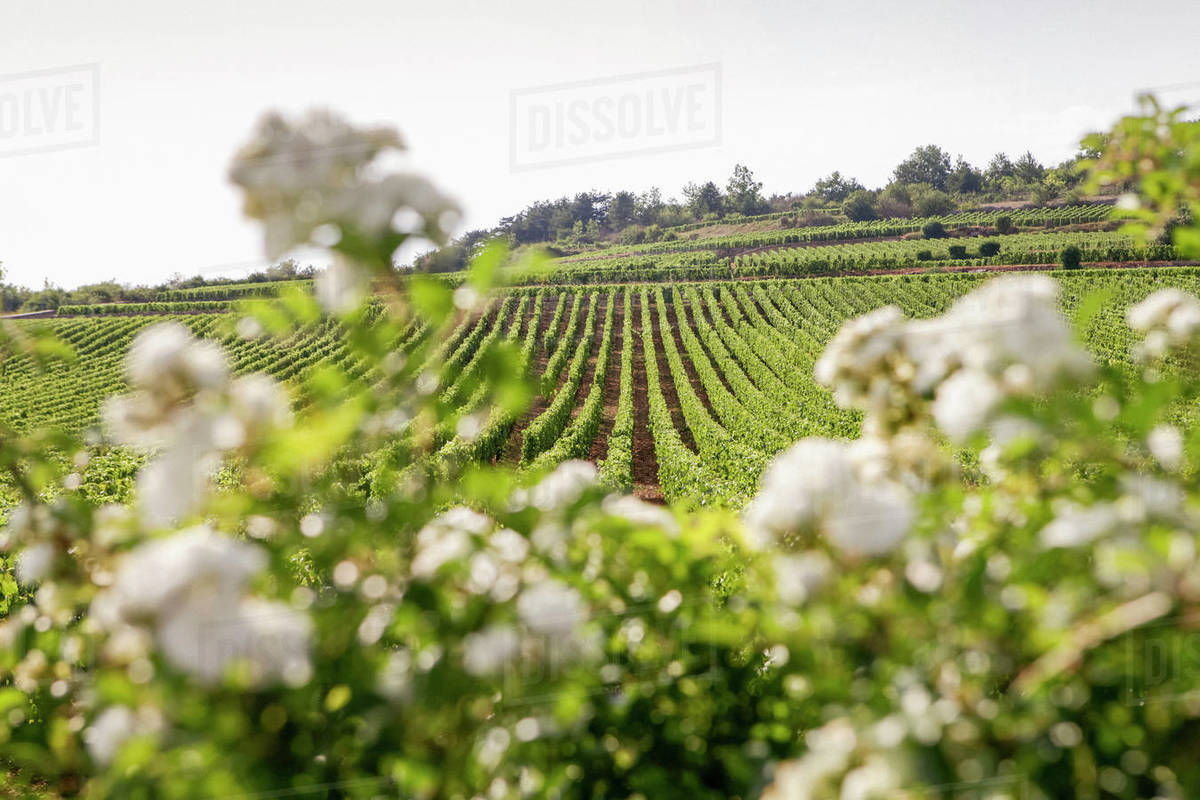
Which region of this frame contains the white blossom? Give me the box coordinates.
[228,373,292,432]
[601,494,679,535]
[529,460,597,511]
[1039,503,1120,548]
[1127,289,1200,357]
[157,597,311,686]
[744,438,914,556]
[83,706,163,766]
[15,541,54,585]
[824,480,915,557]
[315,254,371,315]
[83,706,137,766]
[773,551,832,605]
[1148,424,1184,471]
[462,625,520,676]
[517,579,584,637]
[930,369,1003,442]
[228,109,460,263]
[411,507,491,578]
[93,526,310,685]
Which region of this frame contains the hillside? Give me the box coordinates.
[8,265,1199,506]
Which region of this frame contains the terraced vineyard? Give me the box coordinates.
[7,266,1200,507]
[474,205,1185,286]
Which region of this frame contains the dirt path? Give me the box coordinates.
[630,294,664,503]
[567,294,605,424]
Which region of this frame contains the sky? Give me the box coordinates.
[2,0,1199,290]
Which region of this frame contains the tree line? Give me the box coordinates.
[416,143,1102,273]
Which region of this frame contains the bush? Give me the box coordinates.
[948,244,968,259]
[922,221,947,239]
[619,226,645,245]
[842,190,878,222]
[1060,245,1083,269]
[996,215,1014,234]
[911,187,956,217]
[979,240,1001,257]
[875,196,912,219]
[915,249,933,261]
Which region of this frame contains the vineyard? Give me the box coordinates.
[8,266,1200,507]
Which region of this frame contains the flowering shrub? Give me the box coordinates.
[2,104,1200,799]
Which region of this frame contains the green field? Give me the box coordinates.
[8,265,1199,506]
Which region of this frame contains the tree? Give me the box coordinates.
[607,191,637,230]
[922,221,947,239]
[682,180,724,218]
[892,145,953,190]
[1014,151,1045,183]
[946,157,983,194]
[986,153,1016,185]
[811,171,864,203]
[1060,245,1082,269]
[725,164,766,216]
[635,188,665,226]
[842,190,878,222]
[910,186,956,217]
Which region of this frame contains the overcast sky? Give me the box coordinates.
[2,0,1199,290]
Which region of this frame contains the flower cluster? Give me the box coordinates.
[816,275,1092,442]
[228,110,461,311]
[744,438,914,559]
[102,322,291,527]
[90,525,311,687]
[1127,288,1200,358]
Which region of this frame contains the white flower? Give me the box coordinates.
[1119,474,1186,521]
[229,374,291,432]
[1128,289,1200,358]
[378,649,413,702]
[15,541,54,585]
[462,625,520,676]
[158,597,311,686]
[954,277,1091,388]
[83,706,163,766]
[930,369,1003,442]
[761,719,859,800]
[488,528,530,564]
[411,507,491,578]
[744,438,914,556]
[101,526,265,621]
[93,526,310,686]
[744,439,857,549]
[83,706,137,766]
[773,551,832,605]
[840,757,902,800]
[1039,503,1120,548]
[815,305,909,410]
[824,481,915,557]
[517,579,585,637]
[1148,424,1184,471]
[529,460,597,511]
[135,427,221,528]
[228,110,459,260]
[315,254,370,314]
[600,494,679,536]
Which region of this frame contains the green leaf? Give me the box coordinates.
[468,240,508,292]
[409,275,454,324]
